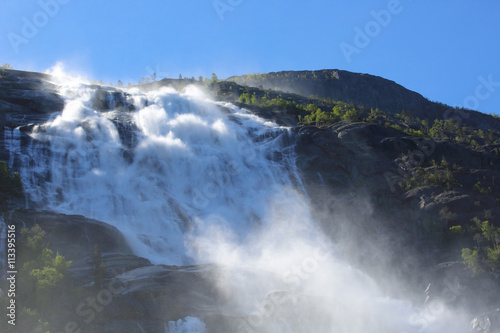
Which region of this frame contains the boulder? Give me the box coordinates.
[3,210,133,261]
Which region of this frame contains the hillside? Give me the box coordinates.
[228,69,500,131]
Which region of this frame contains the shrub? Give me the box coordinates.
[449,225,464,235]
[487,248,500,268]
[461,217,500,276]
[462,248,483,276]
[301,107,334,126]
[473,182,493,195]
[398,159,460,191]
[250,93,259,105]
[239,93,251,104]
[0,161,23,197]
[342,108,360,122]
[16,225,72,327]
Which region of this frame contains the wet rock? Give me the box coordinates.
[90,86,135,112]
[69,253,153,286]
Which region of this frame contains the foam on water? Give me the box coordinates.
[4,127,21,169]
[165,317,207,333]
[19,84,296,265]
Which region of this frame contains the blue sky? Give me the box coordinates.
[1,0,499,115]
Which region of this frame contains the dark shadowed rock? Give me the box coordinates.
[292,119,500,311]
[294,123,402,194]
[0,69,64,115]
[0,88,64,114]
[3,210,133,261]
[90,85,135,112]
[69,253,153,286]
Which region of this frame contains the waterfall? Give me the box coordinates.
[4,127,21,169]
[18,84,298,264]
[11,82,468,333]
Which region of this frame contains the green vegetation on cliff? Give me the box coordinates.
[222,72,500,284]
[0,161,23,210]
[456,217,500,276]
[232,82,500,151]
[1,225,73,332]
[398,157,460,192]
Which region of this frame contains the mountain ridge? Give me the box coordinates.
[226,69,500,131]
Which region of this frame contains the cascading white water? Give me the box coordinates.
[4,127,21,169]
[20,84,297,264]
[11,80,468,333]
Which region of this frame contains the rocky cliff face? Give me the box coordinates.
[292,122,500,309]
[1,69,499,332]
[3,210,133,261]
[0,70,64,165]
[0,69,134,165]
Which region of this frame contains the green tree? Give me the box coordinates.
[332,106,343,121]
[0,161,23,210]
[462,248,483,276]
[250,93,259,105]
[473,182,492,195]
[211,73,218,83]
[8,224,73,331]
[449,225,464,235]
[239,93,251,104]
[461,217,500,276]
[301,106,334,125]
[343,108,360,122]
